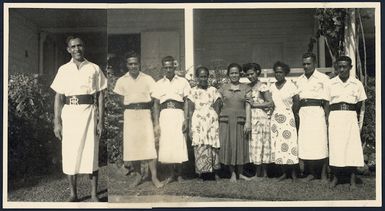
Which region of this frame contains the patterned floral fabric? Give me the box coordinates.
[249,82,273,164]
[188,86,221,148]
[194,145,220,174]
[270,81,299,165]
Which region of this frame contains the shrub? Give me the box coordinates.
[8,73,59,184]
[361,76,375,168]
[104,75,124,164]
[8,72,111,186]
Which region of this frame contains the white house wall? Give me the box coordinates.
[194,9,316,70]
[107,9,185,73]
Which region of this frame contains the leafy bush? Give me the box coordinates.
[361,76,375,167]
[8,73,59,184]
[104,75,124,164]
[8,72,111,186]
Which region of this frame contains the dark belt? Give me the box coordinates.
[65,95,94,105]
[300,98,323,107]
[160,100,184,110]
[330,102,357,111]
[124,102,153,110]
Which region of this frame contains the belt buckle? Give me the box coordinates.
[69,96,79,105]
[167,101,176,109]
[341,103,348,110]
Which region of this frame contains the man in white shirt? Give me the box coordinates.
[113,52,163,188]
[328,56,367,188]
[51,36,107,202]
[152,56,191,184]
[296,52,330,182]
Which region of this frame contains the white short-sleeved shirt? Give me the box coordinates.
[328,76,367,104]
[152,75,191,103]
[113,72,155,105]
[295,69,330,101]
[50,59,107,95]
[270,80,299,110]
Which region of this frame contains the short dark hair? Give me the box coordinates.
[162,56,175,66]
[273,61,291,75]
[227,63,242,76]
[65,35,83,46]
[302,52,317,62]
[124,51,140,62]
[336,55,352,66]
[195,66,209,77]
[242,63,262,76]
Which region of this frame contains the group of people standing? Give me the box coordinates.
[50,36,367,202]
[113,51,367,190]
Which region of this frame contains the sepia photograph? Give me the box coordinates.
[3,2,381,208]
[6,8,109,203]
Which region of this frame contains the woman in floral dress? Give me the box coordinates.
[243,63,274,179]
[270,61,300,181]
[188,66,221,180]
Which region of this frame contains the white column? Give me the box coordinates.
[184,8,194,81]
[344,9,356,78]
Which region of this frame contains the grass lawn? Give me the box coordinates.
[108,163,376,203]
[6,162,376,203]
[7,165,108,202]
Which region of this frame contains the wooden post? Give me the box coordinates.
[184,8,194,81]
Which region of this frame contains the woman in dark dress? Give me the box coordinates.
[218,63,251,182]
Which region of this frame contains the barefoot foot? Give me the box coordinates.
[67,195,78,202]
[329,177,338,189]
[230,173,237,183]
[349,183,358,190]
[177,176,185,183]
[277,174,287,182]
[214,174,220,181]
[164,176,175,185]
[152,177,164,188]
[239,174,252,181]
[129,173,142,188]
[304,174,315,182]
[91,196,100,202]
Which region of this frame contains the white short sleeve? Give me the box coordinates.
[322,77,331,102]
[187,88,196,103]
[183,79,191,98]
[147,76,156,94]
[96,66,107,92]
[151,81,161,100]
[357,81,367,102]
[50,67,66,94]
[113,77,125,96]
[289,81,299,97]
